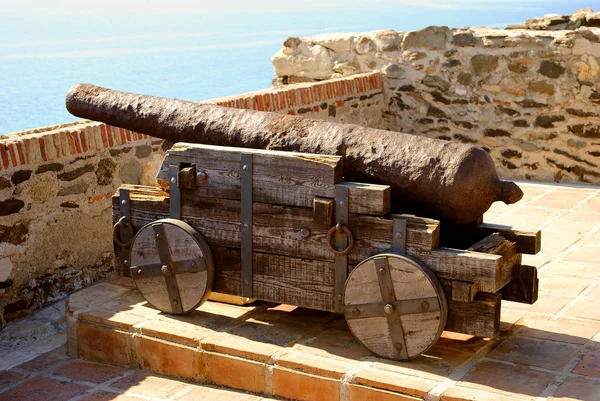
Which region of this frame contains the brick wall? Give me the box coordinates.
[0,72,384,326]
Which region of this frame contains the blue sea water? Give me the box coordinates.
[0,2,597,134]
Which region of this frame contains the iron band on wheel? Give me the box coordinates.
[113,216,134,247]
[327,222,355,255]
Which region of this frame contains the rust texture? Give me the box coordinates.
[66,83,523,224]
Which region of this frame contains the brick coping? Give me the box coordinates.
[0,72,382,174]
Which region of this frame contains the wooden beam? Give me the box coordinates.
[112,185,439,265]
[500,264,538,305]
[313,197,334,225]
[477,223,541,255]
[468,233,521,292]
[451,281,479,303]
[156,144,391,215]
[444,292,501,338]
[415,248,503,292]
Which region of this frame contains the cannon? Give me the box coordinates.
[66,85,540,360]
[66,84,524,225]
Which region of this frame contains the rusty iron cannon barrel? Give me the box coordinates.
[66,83,523,225]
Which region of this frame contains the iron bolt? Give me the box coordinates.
[395,231,403,239]
[338,200,345,207]
[422,301,430,311]
[379,268,386,275]
[137,269,143,276]
[337,293,343,300]
[191,262,198,270]
[121,200,127,205]
[242,165,248,171]
[123,260,129,267]
[197,170,207,180]
[242,222,249,229]
[384,304,394,314]
[395,342,403,350]
[172,299,178,305]
[300,227,310,238]
[161,265,171,275]
[352,308,360,317]
[243,279,249,285]
[155,233,161,239]
[170,177,176,184]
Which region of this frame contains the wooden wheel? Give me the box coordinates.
[343,253,447,360]
[129,218,215,314]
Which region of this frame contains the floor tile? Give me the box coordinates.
[0,376,89,401]
[563,298,600,321]
[488,336,580,370]
[549,376,600,401]
[456,360,557,399]
[514,316,600,345]
[572,350,600,377]
[110,371,191,398]
[51,359,127,384]
[538,276,591,296]
[0,370,29,390]
[17,346,69,372]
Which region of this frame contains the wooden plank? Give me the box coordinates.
[156,143,390,215]
[451,281,479,303]
[112,185,438,263]
[193,246,337,312]
[443,222,541,255]
[500,264,538,305]
[477,223,541,255]
[338,182,391,216]
[415,248,503,292]
[445,292,501,338]
[313,197,334,225]
[468,233,521,292]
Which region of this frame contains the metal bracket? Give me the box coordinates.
[169,166,181,220]
[119,188,132,277]
[392,219,406,254]
[240,154,253,298]
[334,185,349,312]
[152,223,184,314]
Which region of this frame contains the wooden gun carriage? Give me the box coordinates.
[112,143,540,360]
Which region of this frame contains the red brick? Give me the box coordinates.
[488,336,580,370]
[204,352,265,393]
[15,141,25,164]
[52,359,126,384]
[442,386,524,401]
[38,137,47,161]
[100,125,109,147]
[550,376,600,401]
[136,336,198,379]
[119,127,126,144]
[255,94,264,111]
[0,144,9,168]
[272,367,339,401]
[313,105,320,112]
[77,322,131,367]
[262,93,271,111]
[288,110,295,115]
[52,134,62,158]
[336,100,344,107]
[0,376,88,401]
[349,384,421,401]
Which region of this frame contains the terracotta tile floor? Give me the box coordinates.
[2,181,600,401]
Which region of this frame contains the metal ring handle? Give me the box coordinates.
[327,223,355,256]
[113,217,135,248]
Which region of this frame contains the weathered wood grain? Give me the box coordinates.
[450,281,479,303]
[313,197,334,225]
[156,143,390,215]
[500,264,538,305]
[442,222,541,255]
[111,185,438,266]
[344,254,446,359]
[415,249,503,292]
[444,292,501,338]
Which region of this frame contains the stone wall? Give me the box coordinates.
[272,20,600,184]
[0,73,383,326]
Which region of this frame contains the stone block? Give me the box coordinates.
[136,335,198,379]
[488,336,580,370]
[272,366,340,401]
[348,384,421,401]
[77,322,132,367]
[204,352,266,393]
[401,26,451,50]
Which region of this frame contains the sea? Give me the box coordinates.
[0,2,594,134]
